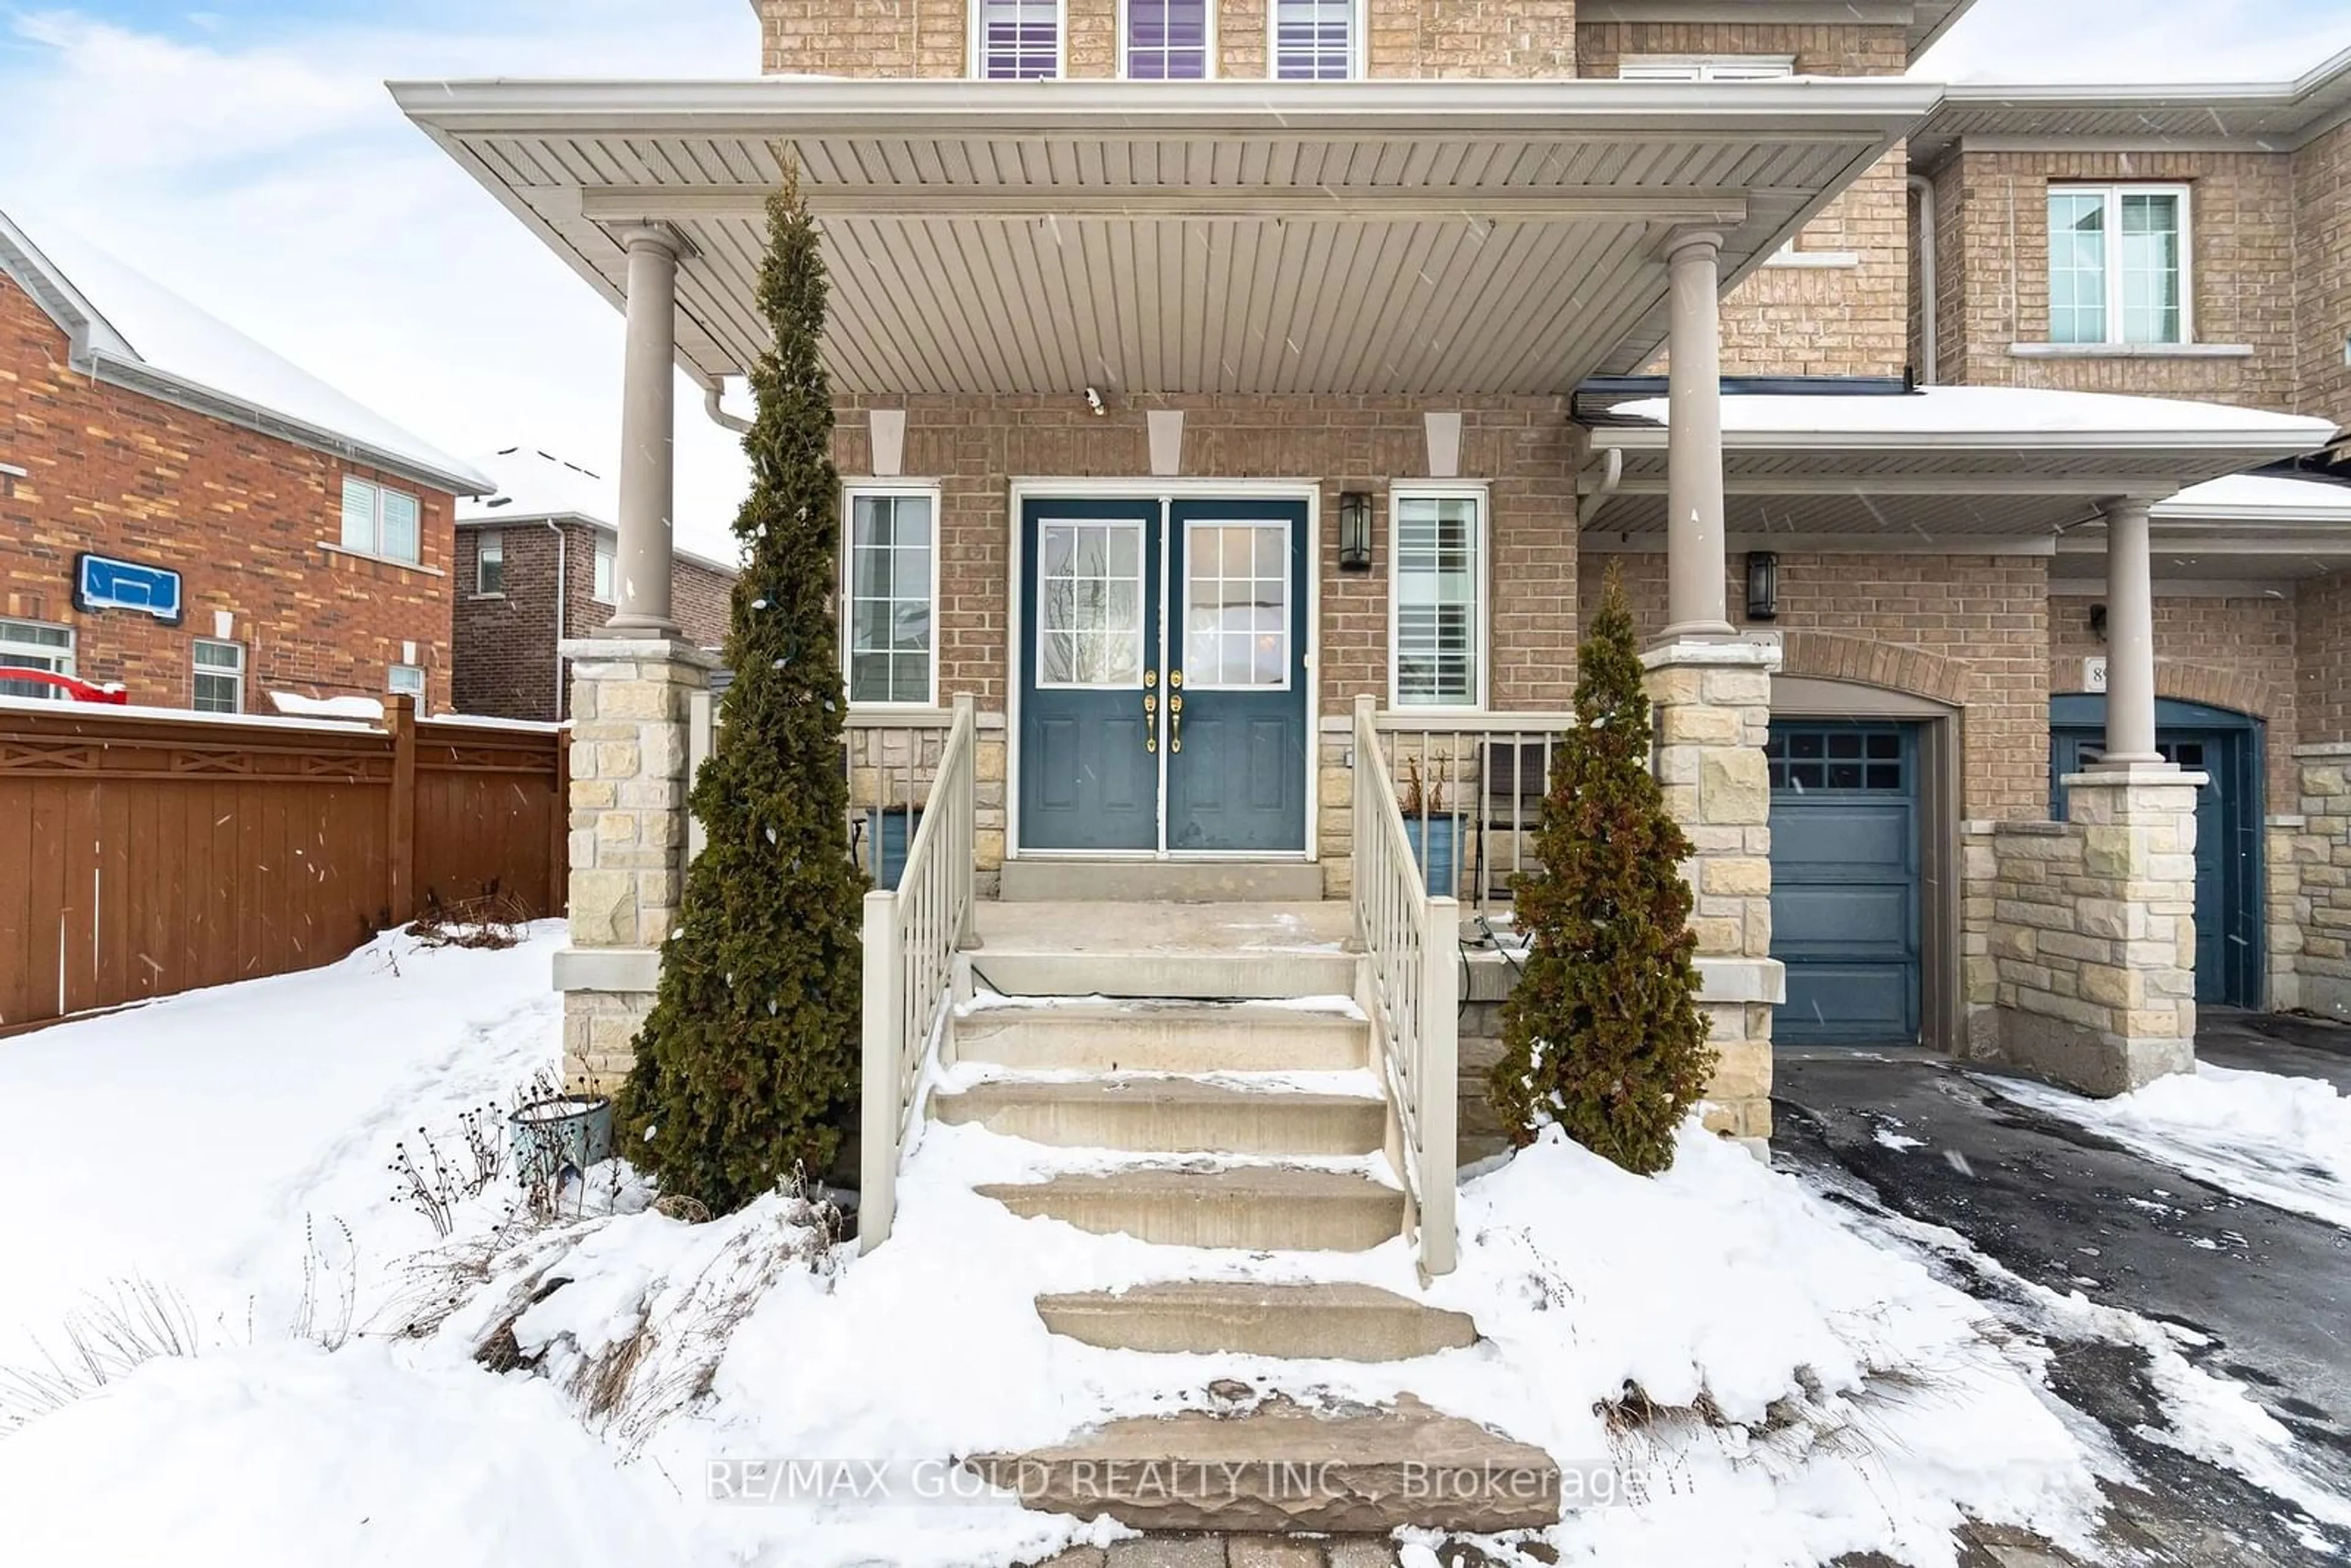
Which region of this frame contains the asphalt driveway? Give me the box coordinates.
[1774,1014,2351,1567]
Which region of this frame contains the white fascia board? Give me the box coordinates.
[84,350,495,497]
[387,75,1944,139]
[1591,426,2335,455]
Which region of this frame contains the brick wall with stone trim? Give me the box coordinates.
[1925,149,2300,410]
[2293,746,2351,1023]
[1,271,460,713]
[2297,571,2351,749]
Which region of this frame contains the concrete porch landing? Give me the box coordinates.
[970,901,1356,1000]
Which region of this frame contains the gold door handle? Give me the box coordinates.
[1144,691,1157,753]
[1169,692,1182,754]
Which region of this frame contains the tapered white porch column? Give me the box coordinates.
[606,224,687,637]
[2096,498,2164,768]
[1662,229,1733,642]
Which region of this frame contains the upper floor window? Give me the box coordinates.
[340,476,421,564]
[1390,487,1485,710]
[1618,55,1795,81]
[1125,0,1209,78]
[0,618,73,700]
[2049,185,2190,347]
[977,0,1060,79]
[1273,0,1357,79]
[593,539,616,605]
[475,531,504,595]
[844,487,938,706]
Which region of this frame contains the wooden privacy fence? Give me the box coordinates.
[0,697,568,1033]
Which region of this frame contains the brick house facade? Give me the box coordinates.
[451,514,735,722]
[0,211,486,714]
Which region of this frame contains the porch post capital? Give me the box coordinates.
[1663,227,1726,264]
[606,221,697,262]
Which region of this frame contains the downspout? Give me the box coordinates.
[703,381,752,435]
[1577,447,1624,528]
[1909,173,1938,386]
[544,519,567,719]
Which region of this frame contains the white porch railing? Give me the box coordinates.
[686,694,959,874]
[858,693,978,1251]
[1371,711,1577,917]
[1351,694,1460,1277]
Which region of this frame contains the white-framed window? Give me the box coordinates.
[474,530,504,595]
[592,539,616,605]
[192,639,244,714]
[1618,54,1795,81]
[844,486,940,706]
[974,0,1062,78]
[0,617,73,700]
[1389,486,1485,711]
[1271,0,1359,78]
[388,664,427,709]
[1123,0,1210,78]
[340,476,422,563]
[2049,184,2191,347]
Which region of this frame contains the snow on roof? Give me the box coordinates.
[1603,385,2339,445]
[2156,473,2351,522]
[0,207,491,496]
[458,445,618,526]
[457,443,743,577]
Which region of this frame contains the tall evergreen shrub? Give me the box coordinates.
[615,171,866,1212]
[1487,563,1714,1174]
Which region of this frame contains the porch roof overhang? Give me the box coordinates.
[2051,473,2351,582]
[1579,386,2342,546]
[389,77,1937,399]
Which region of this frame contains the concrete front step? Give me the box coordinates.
[977,1168,1406,1251]
[1034,1281,1477,1362]
[934,1079,1386,1157]
[970,950,1359,1003]
[968,1395,1560,1534]
[997,860,1329,904]
[955,1002,1369,1073]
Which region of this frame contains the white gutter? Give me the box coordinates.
[544,519,568,719]
[1907,174,1937,386]
[1577,448,1624,527]
[703,383,751,436]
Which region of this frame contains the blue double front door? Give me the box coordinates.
[1017,496,1310,855]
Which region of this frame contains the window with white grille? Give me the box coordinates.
[0,618,73,700]
[340,476,422,563]
[193,640,245,714]
[1126,0,1209,78]
[1272,0,1355,78]
[976,0,1060,78]
[844,489,938,706]
[1390,490,1484,710]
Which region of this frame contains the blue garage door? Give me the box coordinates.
[1768,721,1922,1046]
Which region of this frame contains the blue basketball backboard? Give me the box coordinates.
[74,552,183,625]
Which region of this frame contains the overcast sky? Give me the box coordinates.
[2,0,2347,561]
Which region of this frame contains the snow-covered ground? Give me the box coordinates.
[1,930,2314,1567]
[1983,1063,2351,1231]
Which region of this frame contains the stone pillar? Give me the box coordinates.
[2097,498,2162,767]
[552,637,716,1092]
[607,225,688,638]
[1662,229,1733,642]
[2295,743,2351,1021]
[1985,767,2203,1095]
[1643,638,1785,1147]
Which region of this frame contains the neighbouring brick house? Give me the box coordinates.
[451,446,736,721]
[0,207,489,715]
[397,1,2350,1165]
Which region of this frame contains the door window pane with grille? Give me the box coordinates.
[192,639,244,714]
[1184,522,1289,688]
[1274,0,1354,78]
[847,492,936,705]
[979,0,1059,77]
[1392,493,1481,708]
[1037,521,1145,688]
[1127,0,1208,78]
[0,618,73,700]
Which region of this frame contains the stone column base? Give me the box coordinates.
[1644,637,1782,1142]
[2293,743,2351,1023]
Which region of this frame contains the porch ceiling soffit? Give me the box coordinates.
[1579,391,2339,544]
[389,77,1933,397]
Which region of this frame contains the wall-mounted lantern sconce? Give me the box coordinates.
[1744,550,1779,621]
[1338,491,1375,572]
[2088,603,2108,642]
